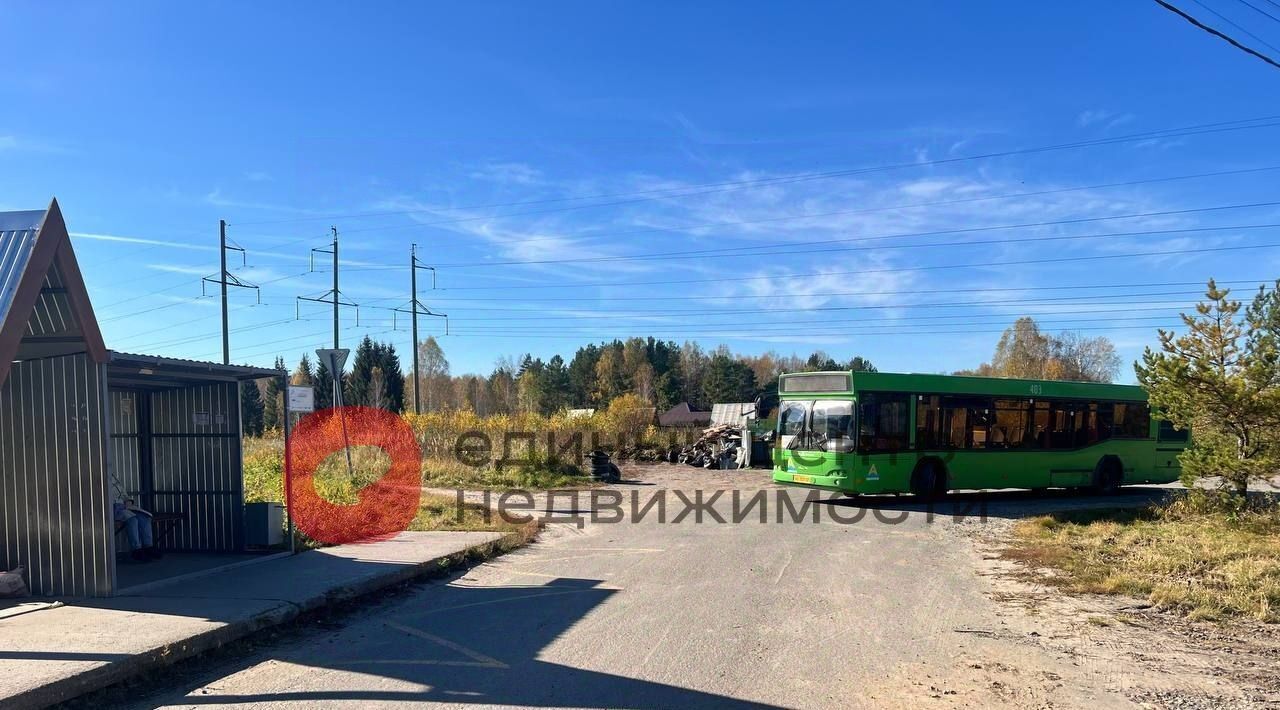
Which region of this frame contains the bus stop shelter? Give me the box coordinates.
[0,200,278,596]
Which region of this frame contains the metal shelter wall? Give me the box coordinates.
[0,353,112,596]
[108,382,245,552]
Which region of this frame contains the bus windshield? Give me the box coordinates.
[777,399,856,452]
[778,401,809,449]
[812,400,856,452]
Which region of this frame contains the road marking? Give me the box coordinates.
[504,549,665,566]
[414,587,623,616]
[558,547,666,552]
[492,569,567,579]
[348,621,511,669]
[639,624,674,669]
[774,550,794,585]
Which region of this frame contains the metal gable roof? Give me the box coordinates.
[0,200,108,387]
[0,209,46,328]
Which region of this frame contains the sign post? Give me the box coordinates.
[315,348,353,476]
[284,385,316,554]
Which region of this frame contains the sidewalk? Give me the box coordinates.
[0,530,508,710]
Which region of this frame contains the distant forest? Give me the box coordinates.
[242,316,1119,433]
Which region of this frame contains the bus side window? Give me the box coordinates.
[993,399,1029,449]
[1097,403,1115,442]
[1157,419,1189,443]
[860,392,909,452]
[916,395,940,449]
[1113,402,1151,439]
[1029,401,1050,449]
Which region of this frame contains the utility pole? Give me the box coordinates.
[220,220,228,363]
[296,226,357,352]
[398,244,445,415]
[202,219,259,365]
[331,226,339,349]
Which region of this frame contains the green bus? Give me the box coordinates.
[771,371,1189,497]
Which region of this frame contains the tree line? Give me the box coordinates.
[240,315,1123,433]
[242,335,876,431]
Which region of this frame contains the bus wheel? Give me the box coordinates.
[911,460,947,500]
[1091,456,1123,495]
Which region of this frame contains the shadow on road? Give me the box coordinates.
[817,485,1174,520]
[135,576,783,710]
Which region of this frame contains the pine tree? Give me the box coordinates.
[702,354,758,404]
[1137,279,1280,496]
[568,344,602,406]
[377,342,405,413]
[241,380,265,437]
[314,360,334,410]
[345,336,377,407]
[292,354,315,387]
[263,356,285,430]
[847,356,876,373]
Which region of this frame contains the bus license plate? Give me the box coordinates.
[792,474,813,484]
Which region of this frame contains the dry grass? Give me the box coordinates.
[420,455,595,491]
[1006,494,1280,622]
[410,491,539,540]
[242,436,541,542]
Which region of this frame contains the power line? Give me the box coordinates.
[422,221,1280,272]
[440,314,1190,335]
[346,304,1199,327]
[1233,0,1280,24]
[428,323,1191,341]
[387,295,1209,323]
[1189,0,1280,51]
[92,229,330,312]
[417,278,1273,303]
[390,201,1280,269]
[231,115,1280,230]
[436,241,1280,293]
[1153,0,1280,69]
[295,165,1280,259]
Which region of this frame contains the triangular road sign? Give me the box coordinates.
[316,348,350,375]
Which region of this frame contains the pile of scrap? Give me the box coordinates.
[675,424,745,469]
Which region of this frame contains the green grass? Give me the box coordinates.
[243,434,595,502]
[242,436,543,543]
[1006,493,1280,622]
[420,453,596,491]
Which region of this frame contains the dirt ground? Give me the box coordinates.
[950,515,1280,709]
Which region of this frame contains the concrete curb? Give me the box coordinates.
[6,531,525,710]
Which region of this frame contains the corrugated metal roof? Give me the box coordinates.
[108,351,283,380]
[710,402,757,427]
[0,209,46,329]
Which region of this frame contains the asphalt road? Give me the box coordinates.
[111,466,1177,710]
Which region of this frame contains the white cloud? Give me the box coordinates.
[468,162,543,186]
[72,232,215,252]
[1078,109,1136,130]
[146,263,208,275]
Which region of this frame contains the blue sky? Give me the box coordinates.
[2,1,1279,381]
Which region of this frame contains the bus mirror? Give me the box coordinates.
[755,393,779,419]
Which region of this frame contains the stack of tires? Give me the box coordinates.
[585,450,622,483]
